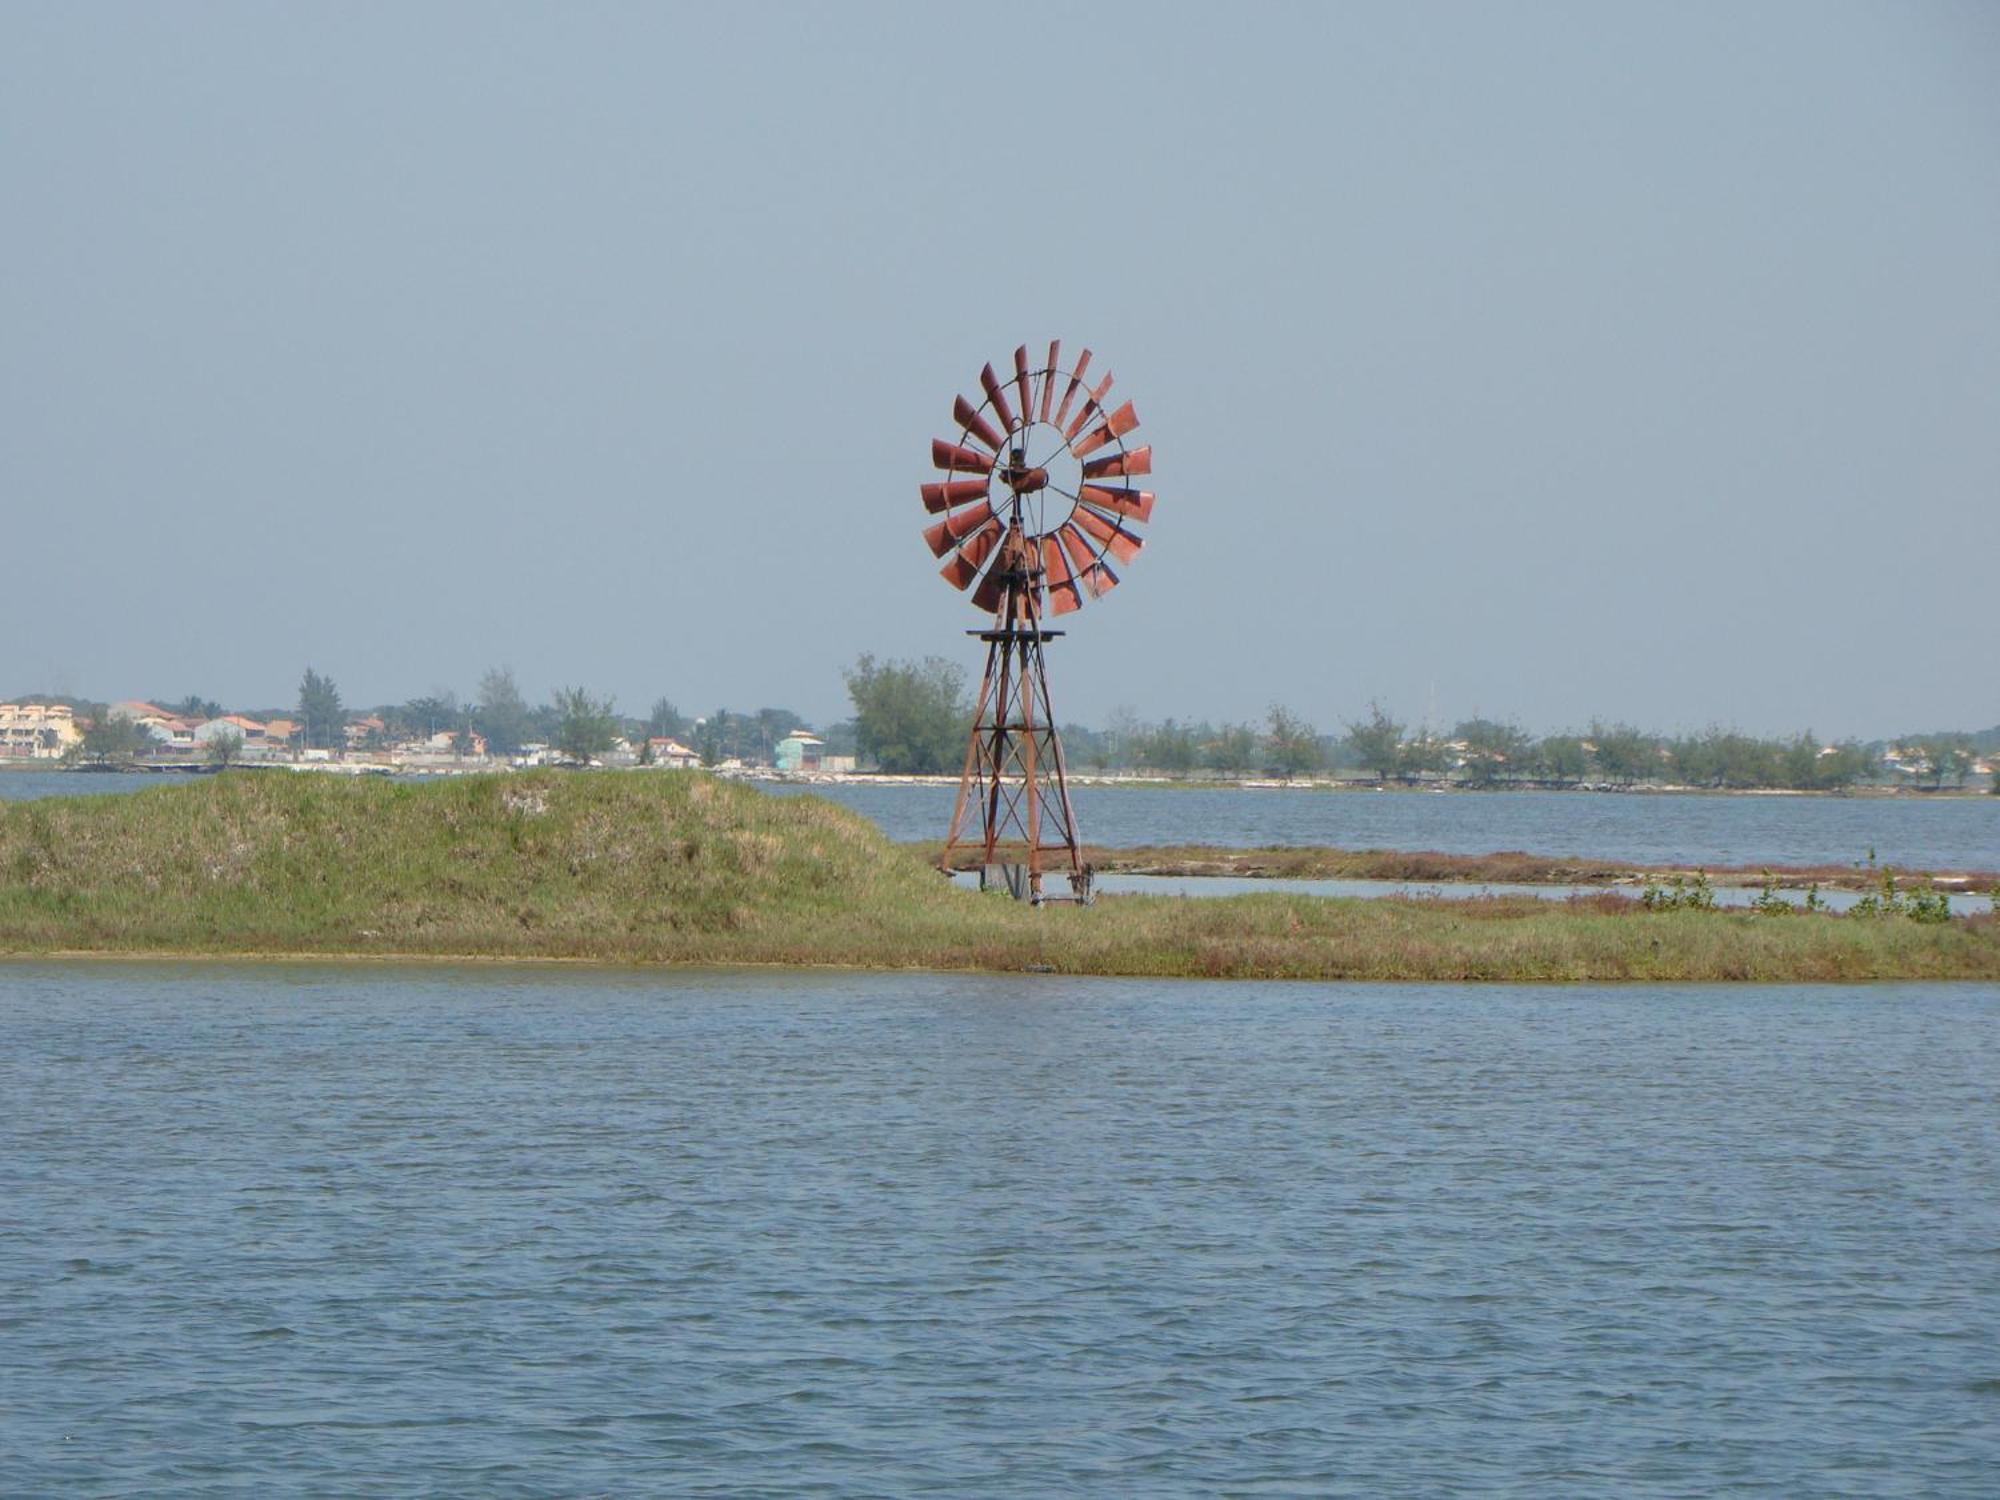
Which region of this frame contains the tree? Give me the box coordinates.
[168,694,221,721]
[398,693,460,742]
[645,697,686,742]
[752,707,807,764]
[1204,721,1259,775]
[1668,731,1722,788]
[553,687,618,765]
[694,714,726,767]
[206,728,245,768]
[1136,718,1198,775]
[1344,702,1404,783]
[1454,718,1531,786]
[1934,736,1976,789]
[1397,732,1449,783]
[475,667,532,757]
[1814,740,1874,791]
[686,708,764,765]
[1537,734,1590,785]
[844,655,968,774]
[1778,733,1822,791]
[1589,721,1658,785]
[1264,704,1323,778]
[77,707,149,765]
[1102,706,1143,771]
[297,667,344,751]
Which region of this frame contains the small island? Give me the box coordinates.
[2,772,1994,982]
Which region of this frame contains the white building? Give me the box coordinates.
[0,703,82,759]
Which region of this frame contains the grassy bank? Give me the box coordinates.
[928,842,2000,893]
[3,772,1995,981]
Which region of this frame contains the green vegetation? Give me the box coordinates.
[475,667,533,755]
[296,667,343,749]
[844,655,968,774]
[3,774,1995,981]
[1345,703,1404,783]
[1264,705,1324,777]
[72,712,150,767]
[1848,867,1955,924]
[552,686,620,764]
[1639,872,1716,911]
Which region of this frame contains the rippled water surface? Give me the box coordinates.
[765,780,2000,870]
[4,963,1995,1496]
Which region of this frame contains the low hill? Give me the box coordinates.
[1,771,1994,980]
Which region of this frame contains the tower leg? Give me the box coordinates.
[940,625,1090,904]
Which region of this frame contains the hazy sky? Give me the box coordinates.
[5,3,1996,738]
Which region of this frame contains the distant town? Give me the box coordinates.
[2,664,1996,794]
[0,689,853,777]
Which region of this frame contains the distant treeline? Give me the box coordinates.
[831,658,1994,790]
[12,663,1996,791]
[1049,704,1994,791]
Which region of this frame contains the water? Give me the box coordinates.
[763,781,2000,870]
[4,962,1995,1496]
[0,769,212,801]
[1074,873,1997,916]
[8,768,1997,869]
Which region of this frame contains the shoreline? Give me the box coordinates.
[5,759,1993,799]
[5,943,1997,987]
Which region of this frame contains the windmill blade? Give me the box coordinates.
[932,438,994,475]
[1038,340,1060,423]
[1082,445,1151,479]
[1040,534,1076,588]
[1071,503,1143,562]
[922,479,990,513]
[970,563,1007,614]
[1070,400,1140,459]
[1057,522,1097,575]
[1013,346,1034,431]
[1052,347,1092,430]
[1079,484,1154,524]
[1041,536,1084,615]
[1082,560,1121,598]
[1064,373,1115,441]
[952,395,1004,454]
[979,362,1017,433]
[922,498,995,557]
[939,518,1003,589]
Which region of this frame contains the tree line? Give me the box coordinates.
[834,658,1993,791]
[33,661,1996,792]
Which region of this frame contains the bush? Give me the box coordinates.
[1640,872,1715,911]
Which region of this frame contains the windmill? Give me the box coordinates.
[920,342,1155,903]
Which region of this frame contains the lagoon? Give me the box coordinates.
[4,962,1995,1495]
[772,779,2000,870]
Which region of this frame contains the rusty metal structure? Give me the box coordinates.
[921,342,1154,903]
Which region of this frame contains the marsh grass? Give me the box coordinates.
[3,772,1996,981]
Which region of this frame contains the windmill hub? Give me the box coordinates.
[919,341,1157,904]
[1001,454,1050,496]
